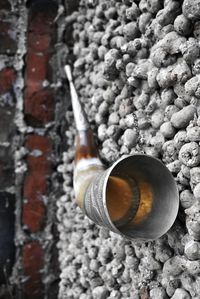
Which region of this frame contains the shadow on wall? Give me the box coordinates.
[0,192,15,284]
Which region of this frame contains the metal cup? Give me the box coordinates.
[84,154,179,241]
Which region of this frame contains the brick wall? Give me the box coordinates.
[21,1,60,298]
[0,1,61,298]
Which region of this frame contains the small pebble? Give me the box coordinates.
[187,126,200,142]
[92,286,109,299]
[183,0,200,21]
[123,128,137,149]
[185,240,200,260]
[193,183,200,198]
[149,287,167,299]
[171,105,196,129]
[171,288,191,299]
[160,121,176,138]
[174,14,192,36]
[180,190,194,209]
[179,142,200,167]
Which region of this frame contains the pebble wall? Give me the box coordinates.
[56,0,200,298]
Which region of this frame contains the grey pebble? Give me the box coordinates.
[104,49,119,79]
[171,60,191,84]
[187,126,200,142]
[134,59,149,79]
[124,114,135,128]
[92,286,109,299]
[163,256,186,276]
[151,47,173,68]
[122,22,139,41]
[174,130,187,149]
[149,287,167,299]
[190,167,200,189]
[171,288,191,299]
[147,67,159,90]
[123,128,137,149]
[192,59,200,75]
[186,218,200,240]
[185,240,200,260]
[165,279,180,297]
[108,112,120,125]
[98,124,107,141]
[181,165,191,179]
[179,142,200,167]
[171,105,196,129]
[103,88,116,104]
[151,109,164,128]
[160,31,186,55]
[164,105,179,120]
[125,62,135,77]
[180,38,200,65]
[150,132,165,151]
[180,190,194,209]
[174,14,192,36]
[160,121,176,138]
[119,99,133,118]
[139,12,152,34]
[166,160,181,173]
[185,75,200,98]
[183,0,200,21]
[161,88,176,109]
[98,102,109,117]
[193,183,200,199]
[174,97,187,109]
[186,202,200,240]
[186,259,200,275]
[126,3,140,21]
[156,2,180,27]
[156,65,174,88]
[108,290,121,299]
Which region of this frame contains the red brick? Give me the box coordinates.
[25,88,55,126]
[0,68,16,95]
[26,135,52,153]
[25,135,52,174]
[27,32,51,53]
[25,52,51,93]
[29,4,57,35]
[23,174,47,232]
[23,174,48,201]
[23,135,52,232]
[22,242,44,299]
[23,200,46,233]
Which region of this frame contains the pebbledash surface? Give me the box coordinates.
[57,0,200,299]
[1,0,200,298]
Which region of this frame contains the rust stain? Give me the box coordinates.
[75,128,99,161]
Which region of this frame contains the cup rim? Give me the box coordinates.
[102,154,179,240]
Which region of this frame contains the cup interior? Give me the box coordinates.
[105,155,179,240]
